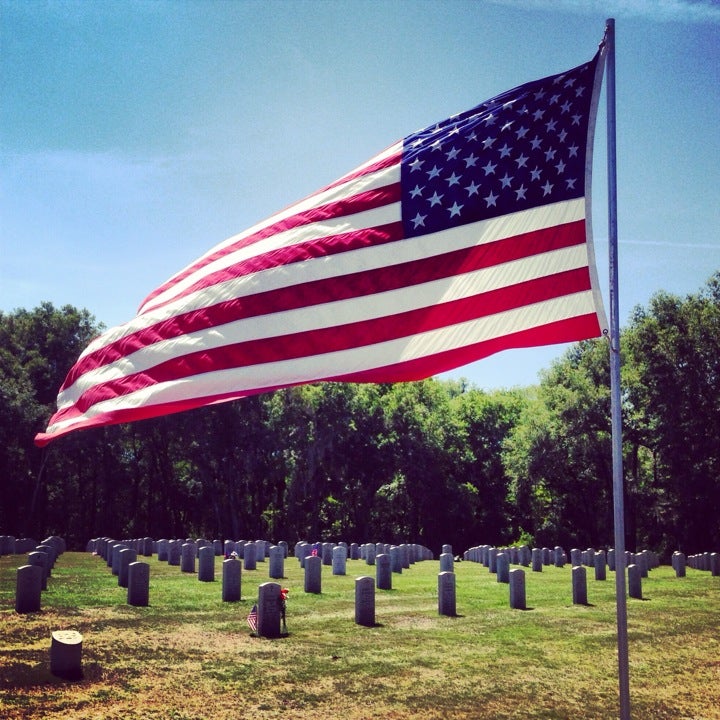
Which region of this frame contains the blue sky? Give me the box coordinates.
[2,0,719,390]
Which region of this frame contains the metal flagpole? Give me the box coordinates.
[605,18,631,720]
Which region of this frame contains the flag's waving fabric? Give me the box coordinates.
[36,48,607,446]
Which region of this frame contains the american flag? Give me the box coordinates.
[36,46,607,446]
[246,604,258,633]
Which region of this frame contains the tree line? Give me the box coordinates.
[2,273,718,556]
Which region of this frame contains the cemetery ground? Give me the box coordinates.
[1,551,719,720]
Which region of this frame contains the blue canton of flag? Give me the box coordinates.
[401,58,597,238]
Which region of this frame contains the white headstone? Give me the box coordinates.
[332,545,347,576]
[376,553,391,590]
[438,571,456,616]
[572,565,587,605]
[198,546,215,582]
[531,548,543,572]
[118,548,137,588]
[497,552,510,583]
[304,554,322,594]
[594,551,607,581]
[222,557,241,602]
[180,543,195,573]
[27,551,48,591]
[355,576,375,627]
[269,545,285,579]
[15,564,42,614]
[244,542,257,570]
[127,561,150,606]
[628,563,642,599]
[257,582,282,638]
[509,568,526,609]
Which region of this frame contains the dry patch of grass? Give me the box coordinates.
[1,552,719,719]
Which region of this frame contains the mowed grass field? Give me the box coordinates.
[1,549,719,720]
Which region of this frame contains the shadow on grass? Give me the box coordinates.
[0,655,107,690]
[248,631,293,639]
[569,602,597,608]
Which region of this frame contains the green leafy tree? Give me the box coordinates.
[375,380,466,549]
[451,387,526,546]
[503,339,614,548]
[0,303,101,541]
[624,274,720,553]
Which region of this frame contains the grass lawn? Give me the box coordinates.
[1,549,719,719]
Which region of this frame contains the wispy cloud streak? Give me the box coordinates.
[488,0,720,24]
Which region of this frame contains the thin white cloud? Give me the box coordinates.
[488,0,720,24]
[619,239,720,249]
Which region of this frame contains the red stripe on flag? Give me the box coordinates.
[59,266,592,417]
[316,148,402,193]
[140,182,402,314]
[33,312,600,447]
[328,313,603,384]
[138,219,405,321]
[60,220,585,393]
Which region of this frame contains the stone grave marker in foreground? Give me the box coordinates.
[355,576,375,627]
[128,561,150,607]
[269,545,285,579]
[15,564,42,614]
[376,553,392,590]
[438,571,456,617]
[628,563,642,599]
[304,554,322,594]
[198,545,215,582]
[222,557,241,602]
[509,568,526,610]
[572,565,588,605]
[50,630,83,680]
[257,582,282,638]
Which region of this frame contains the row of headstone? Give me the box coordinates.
[102,537,275,595]
[14,536,67,614]
[436,545,530,614]
[464,544,666,576]
[1,536,43,555]
[87,538,151,606]
[569,560,637,604]
[301,553,393,594]
[293,540,432,595]
[294,540,432,596]
[293,540,433,569]
[89,536,280,565]
[462,542,684,605]
[86,536,287,562]
[464,544,557,572]
[90,536,293,604]
[686,551,720,576]
[435,567,527,616]
[465,544,545,568]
